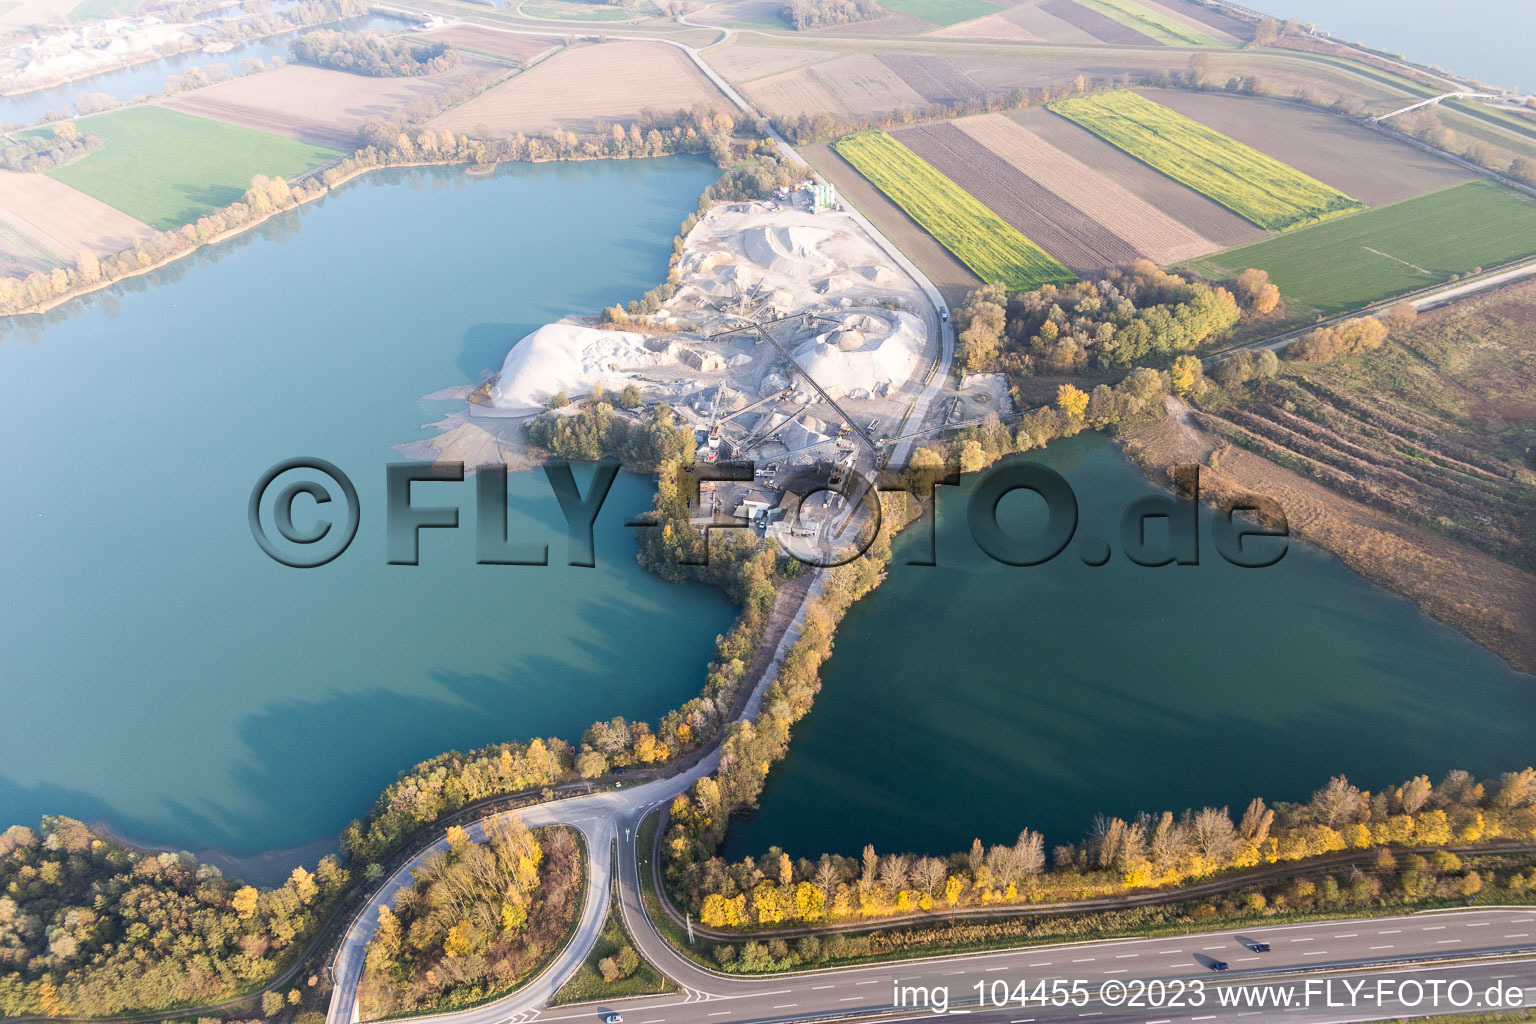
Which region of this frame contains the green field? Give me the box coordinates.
[833,131,1074,291]
[1049,91,1364,231]
[1185,181,1536,316]
[878,0,1000,27]
[47,107,340,230]
[1075,0,1224,46]
[520,0,635,20]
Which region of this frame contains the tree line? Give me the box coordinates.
[782,0,881,30]
[1,123,98,173]
[291,30,457,77]
[667,768,1536,935]
[951,262,1277,378]
[704,845,1536,975]
[0,817,349,1017]
[0,110,772,318]
[358,817,579,1017]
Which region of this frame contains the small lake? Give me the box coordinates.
[724,432,1536,861]
[1,13,411,126]
[0,157,732,860]
[1239,0,1533,93]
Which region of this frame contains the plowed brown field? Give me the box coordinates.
[896,122,1139,271]
[163,59,503,147]
[954,113,1215,264]
[0,170,153,276]
[429,42,726,135]
[427,26,561,64]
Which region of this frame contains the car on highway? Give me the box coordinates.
[1209,960,1230,972]
[1247,941,1271,952]
[602,1015,622,1023]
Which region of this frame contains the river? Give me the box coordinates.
[1,13,412,126]
[0,157,732,865]
[724,432,1536,862]
[1238,0,1533,93]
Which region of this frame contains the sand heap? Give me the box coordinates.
[488,324,672,415]
[741,224,838,276]
[791,311,925,399]
[672,203,924,320]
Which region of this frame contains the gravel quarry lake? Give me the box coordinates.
[725,432,1536,862]
[0,157,729,862]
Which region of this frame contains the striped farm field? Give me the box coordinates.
[1048,91,1364,231]
[832,131,1074,290]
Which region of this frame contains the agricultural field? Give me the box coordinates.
[1073,0,1226,46]
[876,54,983,103]
[1144,90,1472,206]
[0,169,152,276]
[520,0,636,20]
[1040,0,1156,45]
[45,106,340,230]
[1200,278,1536,572]
[809,54,927,113]
[424,26,562,64]
[1005,106,1263,249]
[1185,181,1536,317]
[926,10,1042,41]
[1049,90,1365,230]
[896,121,1141,271]
[831,130,1074,290]
[802,139,980,302]
[741,67,851,117]
[935,113,1215,265]
[879,0,999,26]
[705,44,826,83]
[163,58,506,149]
[429,41,724,135]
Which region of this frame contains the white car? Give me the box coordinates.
[602,1015,623,1023]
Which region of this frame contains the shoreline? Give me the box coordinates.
[1119,409,1536,678]
[89,819,341,887]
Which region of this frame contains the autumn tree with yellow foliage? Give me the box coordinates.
[357,816,581,1017]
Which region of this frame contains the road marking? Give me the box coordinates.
[1079,1014,1102,1018]
[1009,1019,1036,1023]
[1193,1016,1217,1020]
[1072,957,1095,963]
[1030,962,1054,967]
[1304,951,1329,956]
[1116,954,1139,959]
[1422,926,1446,931]
[1203,946,1226,950]
[812,984,834,990]
[1146,1019,1171,1023]
[946,970,967,975]
[1370,945,1394,950]
[1157,950,1183,955]
[1378,929,1401,934]
[1334,933,1359,938]
[1290,938,1314,943]
[986,967,1009,972]
[708,1012,729,1016]
[1438,939,1464,944]
[839,997,862,1002]
[1235,957,1259,962]
[1103,969,1128,975]
[772,1005,797,1010]
[1467,922,1490,927]
[856,980,881,986]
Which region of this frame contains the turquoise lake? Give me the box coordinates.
[725,433,1536,862]
[0,157,732,864]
